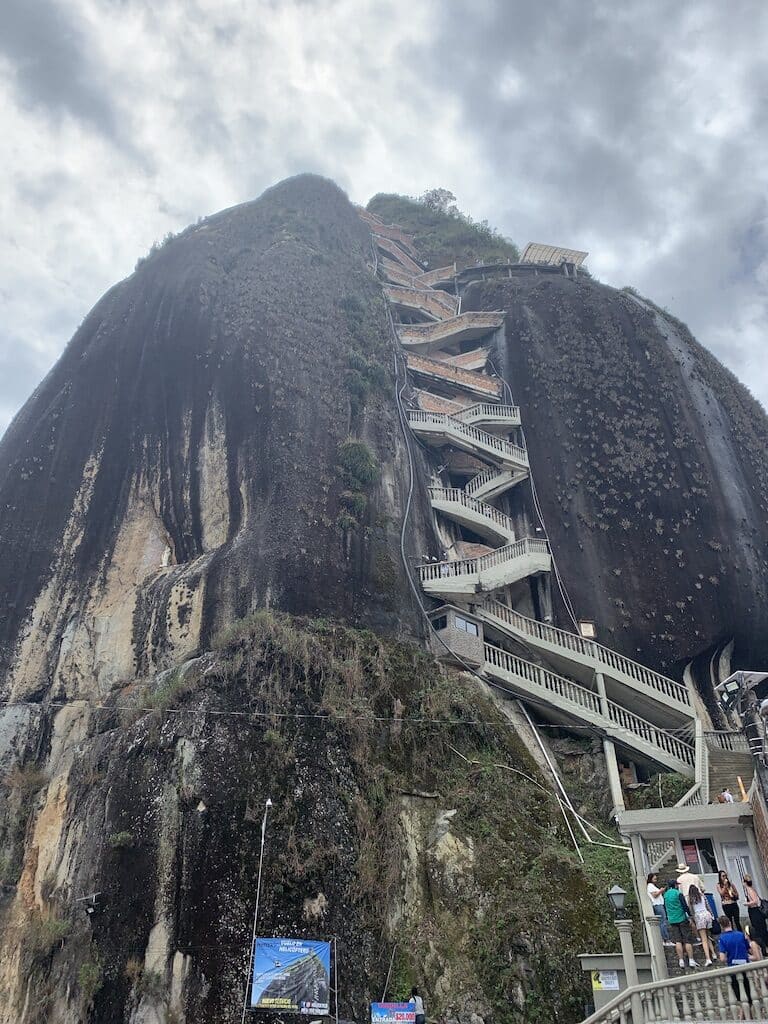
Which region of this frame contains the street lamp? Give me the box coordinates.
[607,885,627,918]
[608,884,638,989]
[241,798,274,1024]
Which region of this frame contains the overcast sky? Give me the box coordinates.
[2,0,767,434]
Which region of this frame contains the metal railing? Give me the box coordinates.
[427,487,516,535]
[417,537,550,584]
[406,410,529,465]
[580,959,768,1023]
[479,600,692,708]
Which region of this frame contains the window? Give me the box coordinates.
[455,615,479,637]
[431,615,447,632]
[680,838,718,875]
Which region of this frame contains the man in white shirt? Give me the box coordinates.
[720,787,735,803]
[677,863,703,900]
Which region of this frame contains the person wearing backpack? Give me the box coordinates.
[664,879,698,969]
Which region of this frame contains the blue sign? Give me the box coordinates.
[371,1003,416,1024]
[251,937,331,1014]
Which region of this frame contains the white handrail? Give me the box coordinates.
[483,644,602,714]
[417,537,550,582]
[580,958,768,1023]
[454,403,521,424]
[428,487,515,534]
[483,644,694,766]
[466,467,513,496]
[406,410,529,464]
[480,600,691,708]
[705,730,751,753]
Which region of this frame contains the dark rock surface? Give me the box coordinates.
[0,175,435,701]
[463,274,768,686]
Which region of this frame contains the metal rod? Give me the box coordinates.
[382,943,397,1001]
[334,936,339,1024]
[240,798,273,1024]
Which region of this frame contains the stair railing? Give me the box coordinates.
[579,959,768,1023]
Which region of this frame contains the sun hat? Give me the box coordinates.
[676,863,690,873]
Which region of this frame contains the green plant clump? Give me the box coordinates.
[78,953,103,1005]
[367,191,519,270]
[109,830,135,849]
[338,439,379,491]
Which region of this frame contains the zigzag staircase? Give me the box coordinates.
[358,205,712,795]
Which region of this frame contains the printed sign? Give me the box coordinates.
[251,937,331,1014]
[591,969,620,991]
[371,1003,416,1024]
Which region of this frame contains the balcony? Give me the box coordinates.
[417,537,550,598]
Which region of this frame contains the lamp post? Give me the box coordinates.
[241,797,273,1024]
[608,885,639,990]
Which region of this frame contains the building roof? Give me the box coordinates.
[521,242,588,267]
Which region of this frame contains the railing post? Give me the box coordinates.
[644,914,668,983]
[614,919,643,1021]
[694,719,708,803]
[596,672,626,814]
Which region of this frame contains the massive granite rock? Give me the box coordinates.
[463,273,768,693]
[0,175,434,703]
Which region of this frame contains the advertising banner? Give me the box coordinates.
[251,937,331,1014]
[371,1003,416,1024]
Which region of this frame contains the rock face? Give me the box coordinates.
[0,175,434,703]
[3,176,768,1024]
[463,274,768,689]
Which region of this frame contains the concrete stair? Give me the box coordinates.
[707,748,754,800]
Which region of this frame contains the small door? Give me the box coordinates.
[722,842,754,890]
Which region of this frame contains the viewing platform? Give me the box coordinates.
[397,312,505,354]
[406,352,502,400]
[406,410,529,474]
[383,284,458,321]
[428,486,517,545]
[483,645,695,777]
[418,537,550,598]
[478,599,694,723]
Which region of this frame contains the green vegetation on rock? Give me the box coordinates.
[367,191,519,270]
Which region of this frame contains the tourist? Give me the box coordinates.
[663,879,698,969]
[687,883,715,965]
[718,870,741,931]
[744,925,764,962]
[676,862,703,901]
[646,872,671,944]
[409,987,426,1024]
[718,915,752,1008]
[743,875,768,954]
[720,787,735,803]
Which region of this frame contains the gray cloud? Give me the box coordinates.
[0,0,118,136]
[1,0,768,434]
